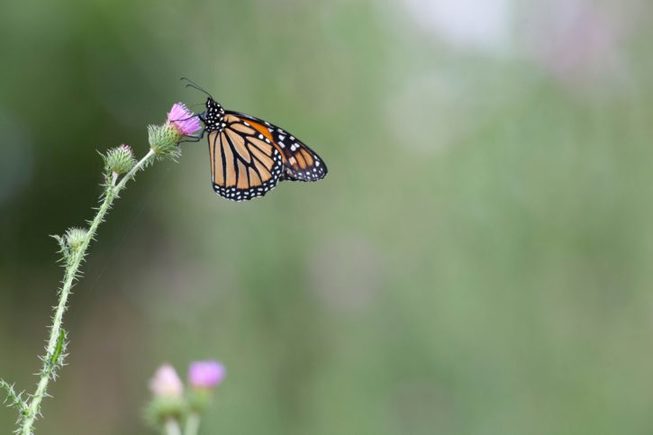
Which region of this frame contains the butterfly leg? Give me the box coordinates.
[178,132,205,144]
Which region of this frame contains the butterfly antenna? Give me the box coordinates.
[180,77,213,99]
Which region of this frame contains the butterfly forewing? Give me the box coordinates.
[208,115,283,201]
[226,111,328,182]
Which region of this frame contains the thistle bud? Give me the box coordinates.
[150,364,184,398]
[145,364,187,426]
[148,124,179,159]
[64,227,88,253]
[187,360,226,412]
[104,144,136,175]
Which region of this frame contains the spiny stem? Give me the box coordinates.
[19,149,156,435]
[0,379,27,413]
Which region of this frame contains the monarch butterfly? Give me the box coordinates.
[189,87,327,201]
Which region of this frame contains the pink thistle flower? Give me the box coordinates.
[149,364,184,398]
[167,102,201,136]
[188,360,226,389]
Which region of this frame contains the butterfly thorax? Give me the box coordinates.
[203,98,226,133]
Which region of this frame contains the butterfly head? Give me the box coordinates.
[203,97,226,132]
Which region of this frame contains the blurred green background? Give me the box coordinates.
[2,0,653,433]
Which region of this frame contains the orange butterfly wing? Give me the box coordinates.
[208,114,283,201]
[226,111,328,182]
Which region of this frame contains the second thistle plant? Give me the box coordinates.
[146,361,226,435]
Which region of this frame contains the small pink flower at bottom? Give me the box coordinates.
[188,360,226,389]
[149,364,184,398]
[167,102,201,136]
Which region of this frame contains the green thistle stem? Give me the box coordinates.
[19,149,156,435]
[164,419,182,435]
[184,413,201,435]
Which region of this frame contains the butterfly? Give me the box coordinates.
[192,91,327,201]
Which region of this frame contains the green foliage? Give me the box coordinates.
[47,330,68,376]
[0,380,27,416]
